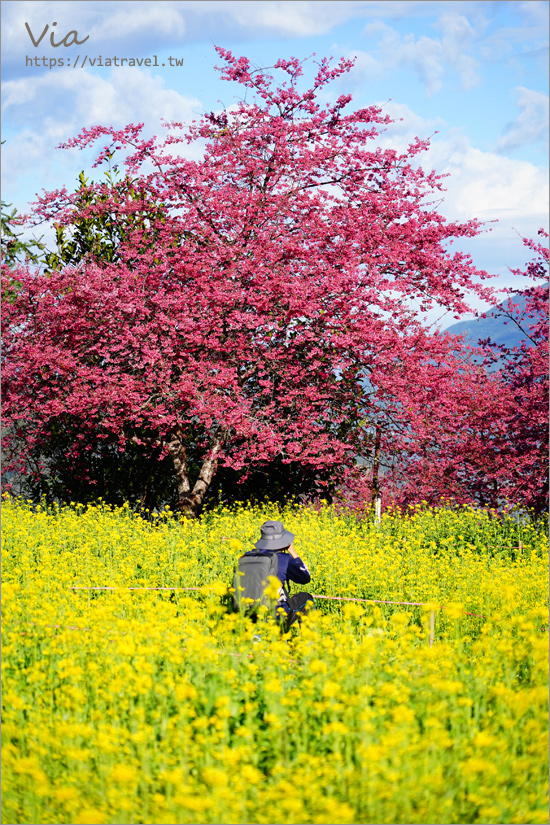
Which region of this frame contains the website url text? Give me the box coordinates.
[25,55,183,69]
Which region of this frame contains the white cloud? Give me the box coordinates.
[89,2,186,41]
[497,86,549,153]
[398,35,447,96]
[377,104,548,224]
[417,145,548,322]
[1,1,186,61]
[0,76,38,107]
[435,13,479,91]
[369,102,548,309]
[170,1,461,39]
[1,0,493,63]
[1,128,55,193]
[373,100,446,146]
[1,67,204,201]
[478,17,548,64]
[225,1,357,37]
[2,66,201,129]
[517,0,550,28]
[358,14,482,98]
[345,48,383,82]
[0,0,412,60]
[435,137,548,222]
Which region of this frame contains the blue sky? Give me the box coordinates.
[1,0,548,323]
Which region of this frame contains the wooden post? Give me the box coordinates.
[374,493,382,526]
[372,423,382,526]
[429,610,435,646]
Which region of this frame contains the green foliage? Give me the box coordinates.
[1,200,45,267]
[43,166,168,273]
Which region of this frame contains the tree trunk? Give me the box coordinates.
[168,426,227,518]
[166,426,192,503]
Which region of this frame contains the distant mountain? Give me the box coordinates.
[444,294,529,350]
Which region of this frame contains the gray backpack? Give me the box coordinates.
[233,551,281,614]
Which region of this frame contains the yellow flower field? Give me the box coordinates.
[1,496,548,824]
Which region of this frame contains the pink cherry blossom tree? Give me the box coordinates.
[477,231,548,514]
[2,50,504,516]
[381,231,548,516]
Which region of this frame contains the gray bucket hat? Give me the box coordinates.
[254,520,294,551]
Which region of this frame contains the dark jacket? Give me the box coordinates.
[253,549,311,604]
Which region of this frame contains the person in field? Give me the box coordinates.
[233,520,315,632]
